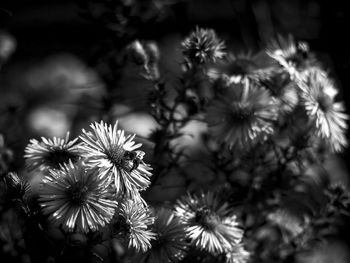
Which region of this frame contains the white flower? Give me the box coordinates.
[79,121,152,198]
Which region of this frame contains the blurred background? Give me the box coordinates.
[1,0,350,261]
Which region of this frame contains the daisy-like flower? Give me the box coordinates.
[266,34,315,79]
[174,192,244,254]
[206,79,278,150]
[137,207,188,263]
[182,27,225,66]
[39,161,117,233]
[24,132,81,171]
[225,243,250,263]
[301,68,348,152]
[115,200,156,253]
[79,121,152,198]
[208,52,273,84]
[260,70,299,114]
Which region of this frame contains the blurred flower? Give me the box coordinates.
[259,70,299,114]
[0,134,13,174]
[24,132,81,171]
[174,192,243,254]
[3,172,30,200]
[266,35,315,79]
[127,40,149,67]
[267,209,305,238]
[208,52,273,84]
[182,27,225,66]
[39,161,117,233]
[137,207,187,263]
[0,31,16,65]
[301,68,348,152]
[115,200,155,252]
[126,40,160,80]
[225,243,250,263]
[206,79,277,150]
[79,121,152,198]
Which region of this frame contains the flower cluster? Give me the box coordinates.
[24,121,153,237]
[2,22,349,263]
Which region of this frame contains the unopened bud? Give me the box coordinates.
[126,40,148,66]
[4,172,28,198]
[4,172,21,191]
[144,41,160,65]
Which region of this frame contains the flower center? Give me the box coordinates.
[228,59,256,76]
[194,207,217,230]
[317,94,333,112]
[106,145,126,166]
[229,103,252,124]
[45,148,78,169]
[66,183,89,206]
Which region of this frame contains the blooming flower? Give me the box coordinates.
[115,200,156,252]
[206,79,278,150]
[182,27,225,66]
[174,192,244,254]
[208,52,274,84]
[266,35,315,79]
[24,132,81,171]
[39,161,117,233]
[79,121,152,198]
[259,70,299,114]
[136,207,188,263]
[301,68,348,152]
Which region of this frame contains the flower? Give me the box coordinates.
[182,27,225,66]
[137,207,188,263]
[301,68,348,152]
[115,200,156,252]
[225,243,250,263]
[24,132,81,171]
[174,192,244,254]
[206,79,278,150]
[266,35,315,79]
[208,52,273,84]
[39,161,117,233]
[259,70,299,114]
[79,121,152,198]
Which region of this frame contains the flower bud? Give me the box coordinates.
[126,40,148,66]
[144,41,160,65]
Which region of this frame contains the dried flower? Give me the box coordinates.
[39,161,117,233]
